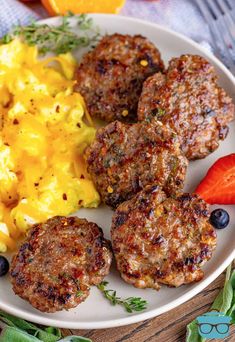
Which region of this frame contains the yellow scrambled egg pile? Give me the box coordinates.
[0,40,100,252]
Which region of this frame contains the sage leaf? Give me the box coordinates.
[186,265,235,342]
[59,337,92,342]
[186,320,204,342]
[35,330,61,342]
[227,271,235,320]
[44,327,61,338]
[210,289,223,311]
[211,266,233,313]
[0,326,41,342]
[0,311,60,342]
[0,310,91,342]
[0,311,39,330]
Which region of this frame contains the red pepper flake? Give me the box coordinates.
[34,183,39,187]
[13,119,19,125]
[78,200,83,205]
[77,123,81,128]
[62,193,67,200]
[56,105,60,113]
[80,174,85,179]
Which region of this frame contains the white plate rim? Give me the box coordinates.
[0,13,235,329]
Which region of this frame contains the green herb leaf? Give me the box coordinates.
[211,265,233,313]
[0,311,40,331]
[157,108,165,116]
[186,320,205,342]
[186,265,235,342]
[0,311,92,341]
[36,329,61,342]
[150,107,166,120]
[0,325,90,342]
[229,308,235,324]
[44,327,61,338]
[227,270,235,322]
[220,280,233,313]
[76,291,83,298]
[59,337,92,342]
[0,325,41,342]
[210,289,224,311]
[0,311,60,342]
[0,13,100,55]
[97,281,148,313]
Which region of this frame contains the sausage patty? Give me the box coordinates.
[138,54,234,160]
[85,119,188,208]
[111,186,216,289]
[75,34,164,122]
[10,216,112,313]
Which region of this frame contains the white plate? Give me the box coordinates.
[0,14,235,330]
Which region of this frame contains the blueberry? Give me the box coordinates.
[210,209,230,229]
[0,256,9,276]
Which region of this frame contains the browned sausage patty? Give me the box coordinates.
[75,34,164,122]
[10,216,112,313]
[138,54,234,160]
[85,119,188,208]
[111,186,216,289]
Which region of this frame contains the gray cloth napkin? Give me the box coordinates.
[0,0,39,37]
[122,0,212,52]
[0,0,212,52]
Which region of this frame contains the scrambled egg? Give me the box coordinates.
[0,39,100,251]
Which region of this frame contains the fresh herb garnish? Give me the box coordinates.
[49,275,59,283]
[0,310,61,341]
[186,264,235,342]
[151,107,165,119]
[0,13,100,55]
[76,291,84,298]
[157,108,165,117]
[97,281,148,313]
[0,310,92,341]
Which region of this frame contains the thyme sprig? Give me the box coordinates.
[97,281,148,313]
[0,13,100,55]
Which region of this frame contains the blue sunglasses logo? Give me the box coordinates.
[197,311,231,339]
